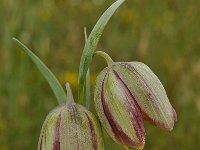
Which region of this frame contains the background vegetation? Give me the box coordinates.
[0,0,200,149]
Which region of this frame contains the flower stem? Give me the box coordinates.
[94,51,113,67]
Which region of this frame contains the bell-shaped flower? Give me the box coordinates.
[94,51,177,149]
[38,83,103,150]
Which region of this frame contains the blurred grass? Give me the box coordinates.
[0,0,200,149]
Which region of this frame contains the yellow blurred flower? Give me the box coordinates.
[61,72,97,88]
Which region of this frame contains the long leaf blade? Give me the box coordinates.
[84,27,91,110]
[78,0,125,104]
[13,38,67,105]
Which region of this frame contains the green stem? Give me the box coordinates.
[94,51,113,67]
[84,27,88,42]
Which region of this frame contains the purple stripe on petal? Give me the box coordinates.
[120,63,163,114]
[172,108,177,122]
[117,64,169,130]
[101,73,142,148]
[39,134,43,150]
[113,70,145,144]
[53,113,61,150]
[120,63,176,130]
[85,113,97,150]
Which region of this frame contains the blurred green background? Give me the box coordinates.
[0,0,200,149]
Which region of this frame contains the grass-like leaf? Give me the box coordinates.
[13,38,67,105]
[78,0,125,104]
[84,27,91,110]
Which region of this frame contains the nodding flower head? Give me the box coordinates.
[38,84,103,150]
[94,51,177,149]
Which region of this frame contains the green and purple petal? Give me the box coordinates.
[94,68,145,149]
[38,103,103,150]
[113,62,177,131]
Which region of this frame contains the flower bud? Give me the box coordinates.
[94,66,145,150]
[94,51,177,149]
[38,84,103,150]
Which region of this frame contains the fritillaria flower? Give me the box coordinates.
[38,84,103,150]
[94,51,177,149]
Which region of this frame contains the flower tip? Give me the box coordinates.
[166,125,173,132]
[65,82,70,91]
[138,146,144,150]
[65,82,75,102]
[167,108,177,131]
[173,108,177,122]
[138,139,145,150]
[162,121,176,132]
[132,141,145,150]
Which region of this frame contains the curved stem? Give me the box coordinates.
[65,83,74,103]
[84,27,88,42]
[94,51,113,67]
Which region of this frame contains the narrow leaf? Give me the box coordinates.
[78,0,125,104]
[13,38,67,105]
[84,27,91,110]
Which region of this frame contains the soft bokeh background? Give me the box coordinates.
[0,0,200,149]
